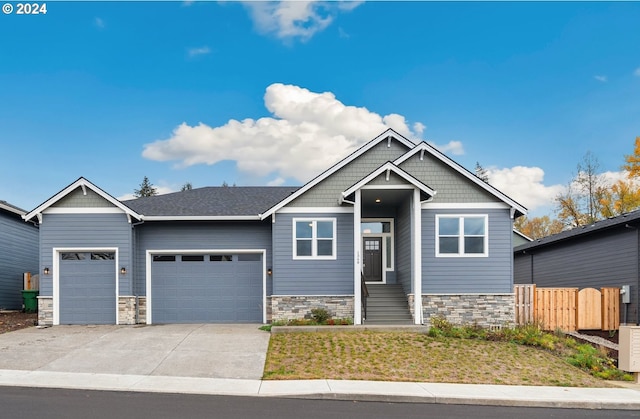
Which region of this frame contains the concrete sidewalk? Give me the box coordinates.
[0,369,639,410]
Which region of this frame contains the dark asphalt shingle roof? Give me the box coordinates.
[514,208,640,252]
[122,186,300,217]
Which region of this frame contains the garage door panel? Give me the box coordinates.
[59,252,116,325]
[151,253,263,323]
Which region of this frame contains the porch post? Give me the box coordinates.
[413,188,422,324]
[353,189,362,325]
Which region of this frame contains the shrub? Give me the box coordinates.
[310,307,331,323]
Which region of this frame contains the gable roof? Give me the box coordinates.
[260,128,416,219]
[23,177,142,222]
[514,209,640,253]
[393,142,528,217]
[341,161,436,203]
[123,186,299,220]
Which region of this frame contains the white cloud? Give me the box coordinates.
[267,177,286,186]
[187,46,211,57]
[486,166,565,211]
[431,140,464,156]
[242,1,361,42]
[94,17,105,29]
[634,67,640,77]
[143,83,432,183]
[594,75,608,82]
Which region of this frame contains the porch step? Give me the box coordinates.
[364,284,413,325]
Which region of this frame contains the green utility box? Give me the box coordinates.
[21,290,39,313]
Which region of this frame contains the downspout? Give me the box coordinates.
[131,218,144,324]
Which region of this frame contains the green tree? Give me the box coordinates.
[475,162,489,183]
[180,182,193,191]
[134,176,158,198]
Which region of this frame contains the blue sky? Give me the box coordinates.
[1,1,639,217]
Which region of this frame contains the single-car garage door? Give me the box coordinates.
[59,251,116,324]
[151,253,263,323]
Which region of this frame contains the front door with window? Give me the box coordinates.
[363,238,382,282]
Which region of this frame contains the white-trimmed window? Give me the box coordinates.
[436,215,488,257]
[293,218,337,259]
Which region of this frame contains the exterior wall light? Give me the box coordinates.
[267,268,273,276]
[43,267,50,275]
[120,267,127,275]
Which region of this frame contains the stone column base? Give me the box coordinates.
[37,296,53,326]
[118,296,147,325]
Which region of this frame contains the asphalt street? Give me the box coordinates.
[1,387,639,419]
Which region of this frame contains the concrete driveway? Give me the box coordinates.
[0,324,270,379]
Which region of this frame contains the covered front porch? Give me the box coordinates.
[340,162,435,325]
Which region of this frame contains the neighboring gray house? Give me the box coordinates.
[24,129,527,327]
[514,210,640,326]
[0,200,39,310]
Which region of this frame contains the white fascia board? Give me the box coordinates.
[24,177,141,222]
[342,162,436,198]
[43,207,125,214]
[276,207,354,214]
[260,129,415,220]
[141,215,262,221]
[0,202,26,217]
[422,202,511,210]
[394,143,528,216]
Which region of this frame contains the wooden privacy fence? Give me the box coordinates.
[514,285,620,331]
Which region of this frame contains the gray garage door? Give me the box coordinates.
[59,251,116,324]
[151,253,263,323]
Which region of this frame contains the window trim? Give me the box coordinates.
[292,218,337,260]
[435,214,489,258]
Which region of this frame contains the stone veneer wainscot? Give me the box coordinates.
[271,296,354,322]
[408,294,515,328]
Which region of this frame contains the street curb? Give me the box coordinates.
[261,392,640,410]
[1,370,639,410]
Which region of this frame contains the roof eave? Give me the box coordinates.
[141,215,262,221]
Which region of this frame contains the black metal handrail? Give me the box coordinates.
[361,272,369,321]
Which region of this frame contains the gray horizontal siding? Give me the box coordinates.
[39,213,132,296]
[396,199,412,294]
[422,208,513,293]
[134,221,272,296]
[0,213,39,309]
[514,228,639,323]
[272,213,354,295]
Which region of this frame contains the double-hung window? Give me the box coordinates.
[436,215,488,257]
[293,218,336,259]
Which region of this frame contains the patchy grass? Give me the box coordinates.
[263,326,630,387]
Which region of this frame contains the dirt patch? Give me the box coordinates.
[0,311,37,334]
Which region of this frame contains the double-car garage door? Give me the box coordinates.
[151,253,263,323]
[58,251,263,324]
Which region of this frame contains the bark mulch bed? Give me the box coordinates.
[0,311,37,334]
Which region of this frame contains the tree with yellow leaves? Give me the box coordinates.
[514,215,564,240]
